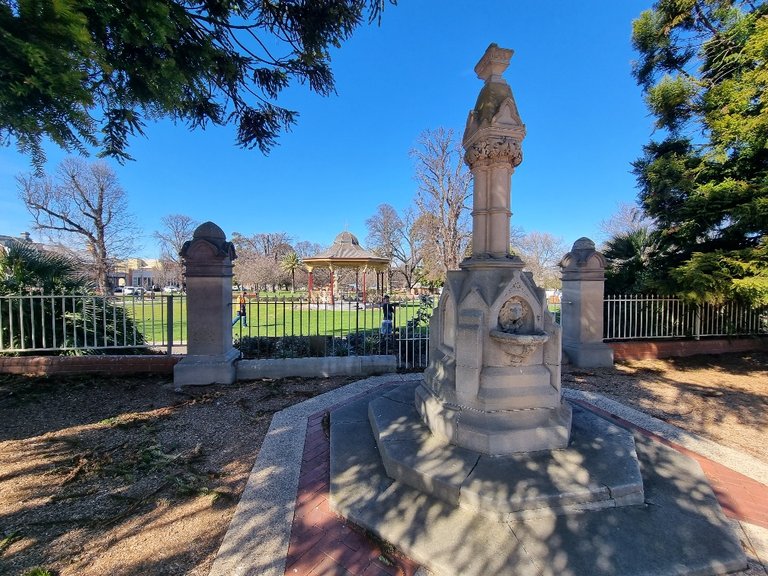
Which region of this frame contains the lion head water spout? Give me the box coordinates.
[490,296,549,365]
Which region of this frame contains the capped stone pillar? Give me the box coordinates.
[173,222,240,386]
[559,237,614,367]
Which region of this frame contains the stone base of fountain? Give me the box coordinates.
[329,382,748,576]
[373,382,643,519]
[415,383,574,455]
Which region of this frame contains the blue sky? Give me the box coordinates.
[0,1,654,258]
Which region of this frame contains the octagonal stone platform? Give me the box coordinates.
[329,382,748,576]
[370,383,644,519]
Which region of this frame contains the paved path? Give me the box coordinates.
[209,375,768,576]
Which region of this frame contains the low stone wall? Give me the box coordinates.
[0,355,182,377]
[0,354,398,379]
[609,337,767,361]
[235,355,397,380]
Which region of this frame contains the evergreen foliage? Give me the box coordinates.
[0,0,393,168]
[631,0,768,305]
[603,227,658,295]
[0,241,144,353]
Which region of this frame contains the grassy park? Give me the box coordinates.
[118,294,436,344]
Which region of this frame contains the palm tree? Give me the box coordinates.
[280,252,302,293]
[0,241,143,353]
[603,228,657,295]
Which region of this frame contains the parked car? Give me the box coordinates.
[122,286,145,297]
[162,285,181,293]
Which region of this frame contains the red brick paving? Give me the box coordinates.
[284,389,768,575]
[570,398,768,529]
[285,405,420,576]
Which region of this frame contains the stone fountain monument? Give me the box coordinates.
[328,44,747,576]
[416,44,571,456]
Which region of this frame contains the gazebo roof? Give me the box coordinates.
[304,231,389,270]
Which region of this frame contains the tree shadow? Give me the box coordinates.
[0,378,293,576]
[563,351,768,461]
[329,385,748,576]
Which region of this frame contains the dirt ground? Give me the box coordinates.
[0,350,766,576]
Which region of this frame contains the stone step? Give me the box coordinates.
[370,382,644,518]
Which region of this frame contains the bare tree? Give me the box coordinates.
[294,241,326,260]
[231,231,294,291]
[365,203,422,289]
[511,231,568,290]
[153,214,199,287]
[253,232,293,258]
[411,128,471,282]
[598,202,655,245]
[17,158,136,294]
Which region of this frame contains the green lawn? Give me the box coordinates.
[118,295,434,343]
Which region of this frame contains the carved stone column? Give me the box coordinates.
[559,237,614,367]
[462,44,526,262]
[173,222,240,386]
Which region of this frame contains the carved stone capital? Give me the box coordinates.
[464,137,523,168]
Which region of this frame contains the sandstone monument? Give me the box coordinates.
[416,43,570,456]
[329,44,747,576]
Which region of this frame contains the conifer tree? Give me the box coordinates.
[0,0,393,168]
[631,0,768,305]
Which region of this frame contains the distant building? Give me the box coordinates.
[0,231,35,249]
[1,232,166,291]
[110,258,162,289]
[0,231,75,257]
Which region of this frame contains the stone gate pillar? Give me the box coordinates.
[173,222,239,386]
[559,237,614,367]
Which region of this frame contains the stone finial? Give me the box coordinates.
[193,221,226,240]
[463,43,525,160]
[559,237,606,279]
[475,43,513,84]
[180,221,236,263]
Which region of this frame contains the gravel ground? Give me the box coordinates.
[0,350,765,576]
[563,350,768,463]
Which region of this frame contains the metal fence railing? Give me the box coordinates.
[0,293,187,354]
[604,294,768,340]
[232,294,436,369]
[6,290,764,363]
[0,292,435,369]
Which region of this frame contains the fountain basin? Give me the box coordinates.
[489,330,548,365]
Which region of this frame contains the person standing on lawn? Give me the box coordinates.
[380,294,398,335]
[233,292,248,326]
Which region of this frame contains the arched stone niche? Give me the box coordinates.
[488,272,542,333]
[441,297,456,350]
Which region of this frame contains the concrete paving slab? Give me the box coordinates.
[507,432,747,576]
[331,383,748,576]
[368,393,431,442]
[381,382,421,405]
